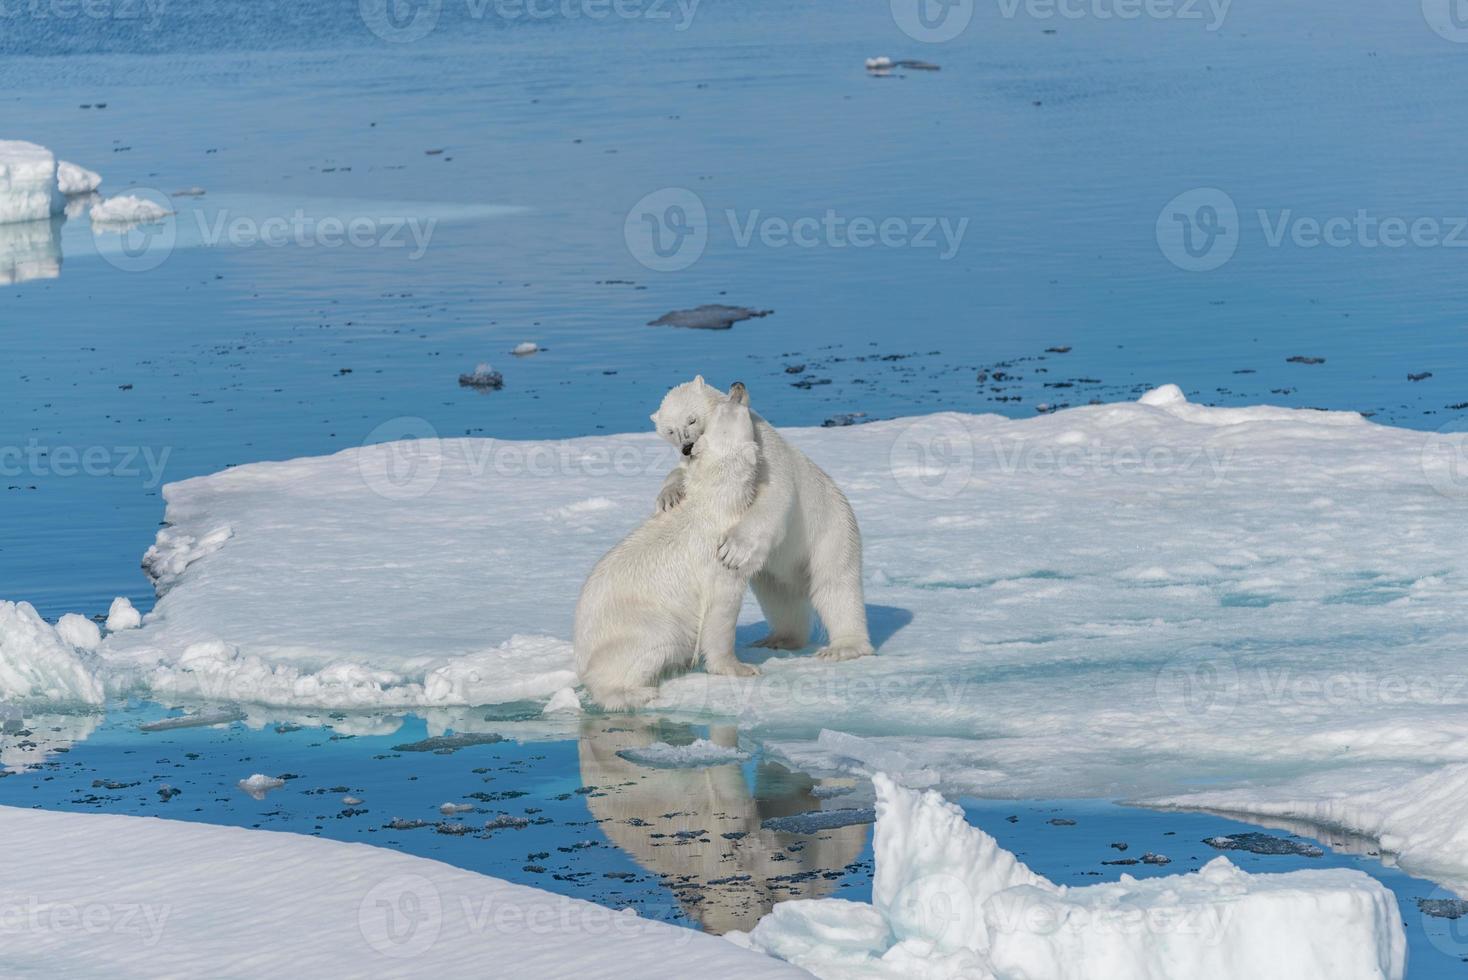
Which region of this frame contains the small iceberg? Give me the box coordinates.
[615,738,749,769]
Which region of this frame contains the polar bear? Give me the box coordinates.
[652,376,873,662]
[575,383,763,710]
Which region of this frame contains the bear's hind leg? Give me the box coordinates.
[810,561,874,662]
[750,571,812,650]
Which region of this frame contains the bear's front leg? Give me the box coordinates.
[655,464,688,514]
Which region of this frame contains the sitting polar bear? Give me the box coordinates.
[575,383,763,710]
[653,376,873,663]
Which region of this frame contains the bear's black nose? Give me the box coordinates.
[681,442,694,457]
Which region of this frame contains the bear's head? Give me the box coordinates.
[695,381,756,464]
[651,375,728,457]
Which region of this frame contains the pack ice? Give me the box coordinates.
[731,775,1406,980]
[7,385,1468,897]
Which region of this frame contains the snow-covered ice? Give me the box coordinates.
[512,341,541,355]
[733,775,1406,980]
[55,614,102,652]
[5,386,1468,894]
[105,596,142,631]
[0,804,808,979]
[0,141,64,224]
[56,160,101,196]
[0,601,103,705]
[88,194,173,225]
[616,738,751,768]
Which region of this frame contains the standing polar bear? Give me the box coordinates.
[653,376,874,663]
[575,383,763,710]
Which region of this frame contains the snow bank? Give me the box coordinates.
[56,160,101,196]
[737,776,1406,980]
[88,194,172,225]
[0,601,104,705]
[617,738,750,768]
[0,141,64,224]
[0,804,806,979]
[3,383,1461,888]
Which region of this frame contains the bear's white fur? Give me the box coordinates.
[575,383,762,710]
[652,376,874,662]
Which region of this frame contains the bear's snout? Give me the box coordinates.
[681,442,695,457]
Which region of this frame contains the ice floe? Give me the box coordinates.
[733,776,1406,980]
[0,215,62,284]
[56,160,102,196]
[0,140,65,224]
[88,194,173,225]
[3,385,1468,893]
[0,804,807,978]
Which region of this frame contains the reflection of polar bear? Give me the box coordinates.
[576,383,762,710]
[653,377,873,662]
[577,716,869,934]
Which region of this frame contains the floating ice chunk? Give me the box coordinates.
[0,216,62,284]
[89,194,173,225]
[56,160,101,196]
[172,186,207,197]
[106,597,142,631]
[985,857,1403,980]
[55,614,102,652]
[865,56,893,70]
[616,738,749,769]
[511,341,540,356]
[440,802,475,815]
[391,732,503,753]
[0,141,65,224]
[745,776,1406,980]
[237,773,286,800]
[0,601,104,705]
[542,687,582,715]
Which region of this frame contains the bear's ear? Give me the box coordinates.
[693,374,708,389]
[728,381,748,406]
[649,412,659,425]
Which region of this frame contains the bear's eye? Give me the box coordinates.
[687,417,697,425]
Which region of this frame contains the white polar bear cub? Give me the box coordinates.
[653,376,874,662]
[575,383,763,711]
